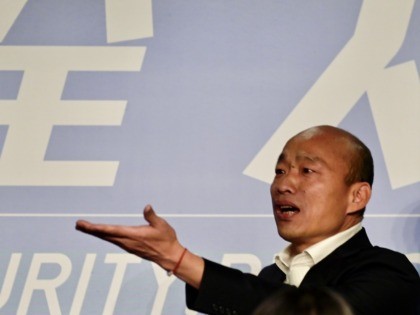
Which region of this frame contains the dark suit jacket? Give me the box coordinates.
[186,228,420,315]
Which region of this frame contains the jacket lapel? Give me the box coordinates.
[300,228,372,287]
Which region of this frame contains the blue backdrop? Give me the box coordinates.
[0,0,419,314]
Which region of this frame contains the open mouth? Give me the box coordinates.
[280,205,299,213]
[277,204,300,219]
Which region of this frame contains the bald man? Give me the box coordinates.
[76,126,420,315]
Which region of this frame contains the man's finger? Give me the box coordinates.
[76,220,127,237]
[143,204,163,227]
[75,220,93,232]
[75,220,109,235]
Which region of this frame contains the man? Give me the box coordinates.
[76,125,420,315]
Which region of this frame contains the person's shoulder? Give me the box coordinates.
[356,245,419,277]
[342,229,417,270]
[362,245,412,261]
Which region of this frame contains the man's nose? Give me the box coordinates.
[271,172,297,195]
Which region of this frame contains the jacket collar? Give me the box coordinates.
[300,228,372,286]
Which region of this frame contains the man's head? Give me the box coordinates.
[270,125,373,253]
[252,287,354,315]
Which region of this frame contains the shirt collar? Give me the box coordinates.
[275,223,362,272]
[305,223,362,264]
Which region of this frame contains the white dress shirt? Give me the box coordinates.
[274,223,363,287]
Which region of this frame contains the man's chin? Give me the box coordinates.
[277,229,299,243]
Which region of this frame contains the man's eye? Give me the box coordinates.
[275,168,285,175]
[303,168,314,174]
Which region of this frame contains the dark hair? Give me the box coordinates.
[335,127,374,217]
[343,131,374,188]
[252,287,354,315]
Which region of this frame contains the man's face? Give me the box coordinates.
[270,131,357,251]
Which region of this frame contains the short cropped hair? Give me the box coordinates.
[343,131,374,188]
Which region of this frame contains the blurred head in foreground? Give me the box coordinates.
[252,287,354,315]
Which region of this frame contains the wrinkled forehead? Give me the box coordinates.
[277,150,327,166]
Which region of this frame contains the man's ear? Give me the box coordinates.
[347,182,371,214]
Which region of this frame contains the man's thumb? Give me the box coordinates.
[143,204,161,226]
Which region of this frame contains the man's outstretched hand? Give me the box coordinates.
[75,205,183,270]
[75,204,204,288]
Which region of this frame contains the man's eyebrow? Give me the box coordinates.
[276,153,328,168]
[297,154,327,165]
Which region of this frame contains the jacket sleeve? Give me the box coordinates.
[185,259,288,315]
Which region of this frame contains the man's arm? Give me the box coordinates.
[186,259,287,315]
[76,205,288,315]
[75,204,205,289]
